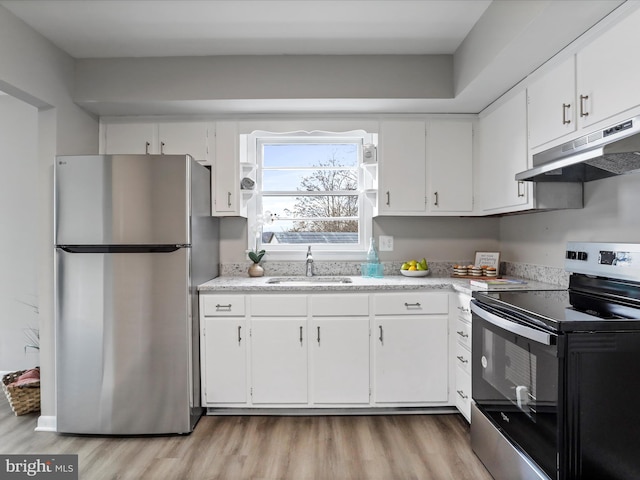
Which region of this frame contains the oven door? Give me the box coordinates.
[472,300,561,480]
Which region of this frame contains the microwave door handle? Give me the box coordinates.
[471,301,553,346]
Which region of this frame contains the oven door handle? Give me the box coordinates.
[471,301,554,346]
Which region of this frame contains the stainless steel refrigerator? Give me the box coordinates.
[54,154,219,435]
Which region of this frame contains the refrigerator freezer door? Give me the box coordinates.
[55,155,190,246]
[55,247,194,435]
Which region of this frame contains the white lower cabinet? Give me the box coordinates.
[311,318,370,405]
[202,317,247,404]
[453,293,472,422]
[249,294,308,405]
[251,318,308,404]
[200,290,453,410]
[310,293,370,405]
[200,294,247,405]
[373,292,449,405]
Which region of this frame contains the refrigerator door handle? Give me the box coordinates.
[57,245,186,254]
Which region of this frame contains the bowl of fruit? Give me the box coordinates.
[400,258,429,277]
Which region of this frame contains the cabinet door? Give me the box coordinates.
[203,318,247,404]
[251,319,307,404]
[577,8,640,128]
[374,316,448,403]
[476,90,530,213]
[103,123,156,154]
[213,121,240,215]
[311,318,370,405]
[427,120,473,213]
[527,56,577,149]
[158,122,211,162]
[378,120,427,214]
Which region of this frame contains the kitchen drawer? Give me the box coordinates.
[455,366,471,422]
[250,294,307,316]
[373,292,448,315]
[455,317,471,349]
[311,294,369,316]
[455,342,471,376]
[456,293,472,322]
[202,294,246,316]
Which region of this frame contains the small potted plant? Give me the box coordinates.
[248,249,266,277]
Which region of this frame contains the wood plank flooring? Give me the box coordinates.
[0,397,492,480]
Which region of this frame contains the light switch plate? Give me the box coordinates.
[379,235,394,251]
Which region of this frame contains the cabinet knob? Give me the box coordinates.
[145,141,150,155]
[386,191,390,206]
[227,192,232,208]
[456,330,469,338]
[517,181,525,198]
[434,191,439,206]
[457,390,468,399]
[160,141,165,154]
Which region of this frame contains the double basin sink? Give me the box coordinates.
[266,276,353,285]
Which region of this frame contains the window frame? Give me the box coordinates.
[246,129,375,261]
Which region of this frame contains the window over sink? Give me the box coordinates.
[245,130,375,260]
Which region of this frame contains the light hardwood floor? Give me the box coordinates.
[0,397,492,480]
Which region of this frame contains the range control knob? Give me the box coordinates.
[566,250,577,259]
[577,251,588,261]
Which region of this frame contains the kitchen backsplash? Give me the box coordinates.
[220,261,569,287]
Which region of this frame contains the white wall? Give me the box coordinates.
[499,174,640,267]
[0,5,99,420]
[0,94,39,371]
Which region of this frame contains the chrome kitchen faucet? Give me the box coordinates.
[306,246,314,277]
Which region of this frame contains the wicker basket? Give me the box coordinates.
[2,369,41,416]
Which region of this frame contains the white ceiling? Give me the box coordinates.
[0,0,492,58]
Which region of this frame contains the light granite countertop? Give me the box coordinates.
[198,275,563,295]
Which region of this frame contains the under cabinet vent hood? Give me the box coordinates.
[516,116,640,182]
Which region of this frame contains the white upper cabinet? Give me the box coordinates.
[527,56,577,149]
[528,8,640,149]
[427,119,473,214]
[377,120,427,215]
[102,121,212,163]
[102,122,156,155]
[576,7,640,129]
[157,122,210,161]
[212,121,248,217]
[476,90,531,214]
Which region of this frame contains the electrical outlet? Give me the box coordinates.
[379,235,394,251]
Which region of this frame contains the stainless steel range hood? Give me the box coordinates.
[516,116,640,182]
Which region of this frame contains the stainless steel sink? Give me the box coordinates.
[266,276,353,285]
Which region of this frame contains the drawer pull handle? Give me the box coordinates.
[404,302,421,308]
[145,141,150,154]
[161,141,166,154]
[457,390,468,400]
[457,330,469,338]
[457,355,469,364]
[379,325,384,344]
[215,303,232,311]
[317,326,321,344]
[238,326,242,344]
[300,326,303,345]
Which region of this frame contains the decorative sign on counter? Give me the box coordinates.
[474,251,500,270]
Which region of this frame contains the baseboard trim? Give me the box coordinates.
[36,415,56,432]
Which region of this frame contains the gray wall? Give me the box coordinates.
[499,174,640,268]
[0,95,39,372]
